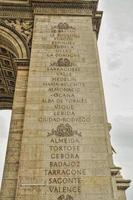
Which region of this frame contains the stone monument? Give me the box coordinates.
[0,0,130,200]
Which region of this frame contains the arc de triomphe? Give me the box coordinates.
[0,1,130,200]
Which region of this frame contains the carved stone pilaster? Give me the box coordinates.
[92,11,103,38]
[111,167,131,190]
[14,59,30,70]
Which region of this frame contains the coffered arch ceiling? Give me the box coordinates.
[0,25,29,109]
[0,47,17,109]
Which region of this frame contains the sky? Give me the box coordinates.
[0,0,133,199]
[98,0,133,199]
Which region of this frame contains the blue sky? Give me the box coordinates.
[0,0,133,199]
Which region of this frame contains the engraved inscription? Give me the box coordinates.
[32,16,96,200]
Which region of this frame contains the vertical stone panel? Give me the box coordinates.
[0,65,29,200]
[15,16,114,200]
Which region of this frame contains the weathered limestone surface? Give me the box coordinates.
[0,64,29,200]
[14,15,114,200]
[1,0,28,3]
[0,1,130,200]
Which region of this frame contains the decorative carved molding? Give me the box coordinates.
[0,6,32,19]
[116,173,131,190]
[34,7,92,16]
[14,59,30,70]
[54,23,75,30]
[32,1,98,12]
[0,0,29,4]
[0,1,102,37]
[0,1,98,16]
[51,58,73,67]
[111,167,131,190]
[1,19,33,48]
[47,123,82,137]
[111,167,121,176]
[107,122,112,131]
[92,11,103,37]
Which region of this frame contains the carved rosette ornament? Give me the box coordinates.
[47,123,82,137]
[57,194,74,200]
[50,58,73,67]
[1,19,33,48]
[52,23,75,30]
